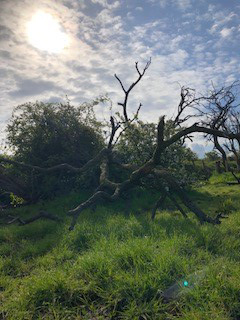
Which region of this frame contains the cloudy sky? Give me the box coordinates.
[0,0,239,157]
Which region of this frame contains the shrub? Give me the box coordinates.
[5,98,106,199]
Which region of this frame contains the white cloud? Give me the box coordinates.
[97,8,121,25]
[190,142,213,158]
[0,0,239,157]
[208,9,238,35]
[194,44,205,53]
[209,23,218,34]
[220,27,234,38]
[127,12,134,21]
[147,0,192,10]
[173,0,192,10]
[158,0,168,8]
[220,12,238,24]
[91,0,120,9]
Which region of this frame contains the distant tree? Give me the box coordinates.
[205,150,220,162]
[223,110,240,172]
[200,82,240,172]
[116,120,198,185]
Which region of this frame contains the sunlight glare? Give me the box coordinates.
[27,11,68,53]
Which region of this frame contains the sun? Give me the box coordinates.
[27,11,69,53]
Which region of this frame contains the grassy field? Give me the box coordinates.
[0,174,240,319]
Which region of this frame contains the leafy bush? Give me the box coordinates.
[116,120,200,186]
[7,99,105,167]
[9,193,25,207]
[5,98,106,199]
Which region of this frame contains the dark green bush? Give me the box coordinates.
[5,99,106,200]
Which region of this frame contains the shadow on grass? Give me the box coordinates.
[0,184,239,265]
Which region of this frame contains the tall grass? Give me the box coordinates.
[0,181,240,319]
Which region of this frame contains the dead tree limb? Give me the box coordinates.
[1,61,240,230]
[231,171,240,183]
[151,193,167,220]
[1,211,61,226]
[0,148,108,174]
[0,166,30,201]
[214,136,229,172]
[153,169,225,224]
[115,58,151,122]
[223,110,240,172]
[67,114,240,230]
[227,170,240,185]
[167,192,188,218]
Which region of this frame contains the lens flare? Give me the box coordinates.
[183,280,189,287]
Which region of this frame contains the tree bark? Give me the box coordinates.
[213,136,229,172]
[151,193,167,220]
[0,167,31,202]
[153,169,223,224]
[1,211,61,226]
[215,160,221,174]
[231,144,240,172]
[167,192,187,218]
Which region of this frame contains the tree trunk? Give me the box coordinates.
[231,144,240,172]
[213,136,229,172]
[215,160,221,174]
[0,171,31,202]
[191,159,196,168]
[151,193,166,220]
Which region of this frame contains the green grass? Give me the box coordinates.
[208,171,240,185]
[0,180,240,319]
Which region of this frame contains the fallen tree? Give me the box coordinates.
[0,210,62,226]
[1,60,240,230]
[200,81,240,172]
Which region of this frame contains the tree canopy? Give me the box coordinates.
[2,98,107,200]
[7,99,105,167]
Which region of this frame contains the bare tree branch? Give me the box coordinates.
[151,193,166,220]
[115,58,151,122]
[0,148,108,174]
[1,211,61,226]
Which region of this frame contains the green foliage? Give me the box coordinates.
[9,193,25,207]
[116,120,199,185]
[204,150,221,161]
[7,99,105,167]
[116,121,156,165]
[0,180,240,319]
[5,98,107,199]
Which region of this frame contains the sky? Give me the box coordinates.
[0,0,239,157]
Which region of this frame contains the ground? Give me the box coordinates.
[0,173,240,319]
